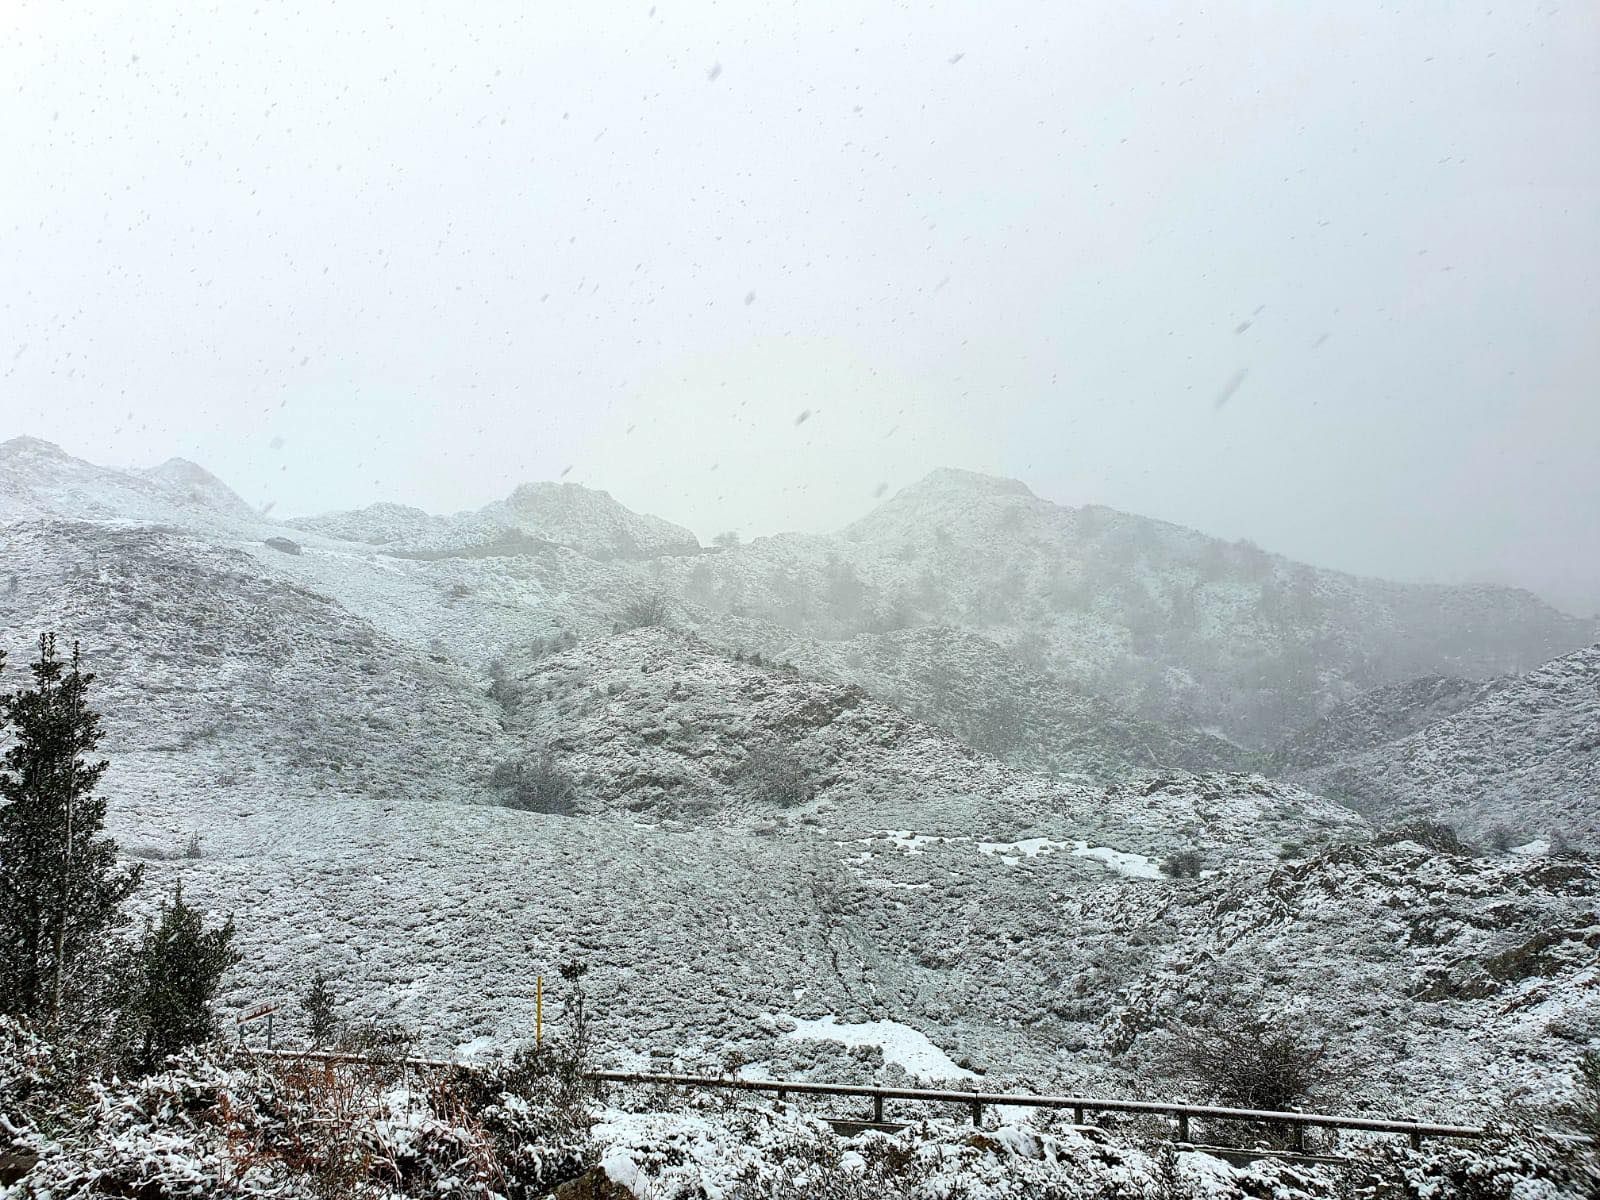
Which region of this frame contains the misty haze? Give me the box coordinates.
[1,3,1598,1198]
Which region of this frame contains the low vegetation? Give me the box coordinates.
[617,591,672,631]
[1177,1010,1336,1114]
[735,739,814,808]
[489,752,579,815]
[1160,849,1205,879]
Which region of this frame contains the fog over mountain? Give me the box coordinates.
[3,2,1598,1195]
[5,2,1598,613]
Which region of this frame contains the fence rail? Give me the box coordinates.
[586,1069,1486,1150]
[247,1049,1486,1151]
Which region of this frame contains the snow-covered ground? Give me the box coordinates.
[779,1015,976,1083]
[2,436,1598,1154]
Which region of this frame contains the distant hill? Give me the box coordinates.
[659,468,1593,744]
[1271,675,1489,773]
[1284,642,1600,844]
[0,436,259,527]
[290,480,701,561]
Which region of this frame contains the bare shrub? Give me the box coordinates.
[1485,824,1520,853]
[334,1021,418,1080]
[487,657,525,712]
[616,591,671,630]
[1175,1012,1336,1123]
[300,970,339,1046]
[1161,849,1204,878]
[737,739,814,808]
[490,752,577,815]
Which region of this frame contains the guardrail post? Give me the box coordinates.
[1292,1122,1305,1153]
[1073,1104,1084,1125]
[873,1094,884,1124]
[776,1089,787,1106]
[1410,1131,1423,1151]
[1176,1112,1190,1143]
[970,1100,983,1126]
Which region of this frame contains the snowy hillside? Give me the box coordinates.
[751,624,1248,782]
[1287,643,1600,844]
[2,435,1598,1133]
[1271,675,1489,772]
[290,480,702,561]
[659,468,1592,744]
[0,519,510,807]
[1104,827,1600,1111]
[0,436,261,529]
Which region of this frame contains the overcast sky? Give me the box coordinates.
[3,2,1597,612]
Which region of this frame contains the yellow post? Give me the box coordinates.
[536,975,543,1047]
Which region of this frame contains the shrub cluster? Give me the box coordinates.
[490,753,579,816]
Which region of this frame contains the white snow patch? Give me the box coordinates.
[871,829,952,855]
[978,836,1069,865]
[781,1014,975,1083]
[453,1035,501,1062]
[976,836,1164,878]
[1069,841,1165,879]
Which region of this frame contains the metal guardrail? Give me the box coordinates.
[586,1069,1488,1150]
[246,1053,1486,1151]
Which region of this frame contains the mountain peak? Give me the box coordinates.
[908,467,1036,500]
[485,480,700,559]
[137,456,255,516]
[0,434,74,459]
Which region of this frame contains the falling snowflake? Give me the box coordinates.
[1213,369,1249,410]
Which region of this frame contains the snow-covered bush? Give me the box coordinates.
[1345,1119,1599,1199]
[0,1016,79,1159]
[489,753,577,815]
[736,740,814,808]
[616,592,671,631]
[1160,849,1204,879]
[9,1040,600,1198]
[590,1107,1340,1200]
[1174,1012,1338,1119]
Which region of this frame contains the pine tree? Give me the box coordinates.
[0,634,143,1025]
[129,881,238,1070]
[301,968,339,1045]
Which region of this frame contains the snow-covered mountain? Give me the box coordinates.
[2,434,1597,1124]
[1285,642,1600,844]
[659,468,1592,745]
[290,480,701,561]
[705,622,1248,782]
[0,519,510,807]
[0,436,260,528]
